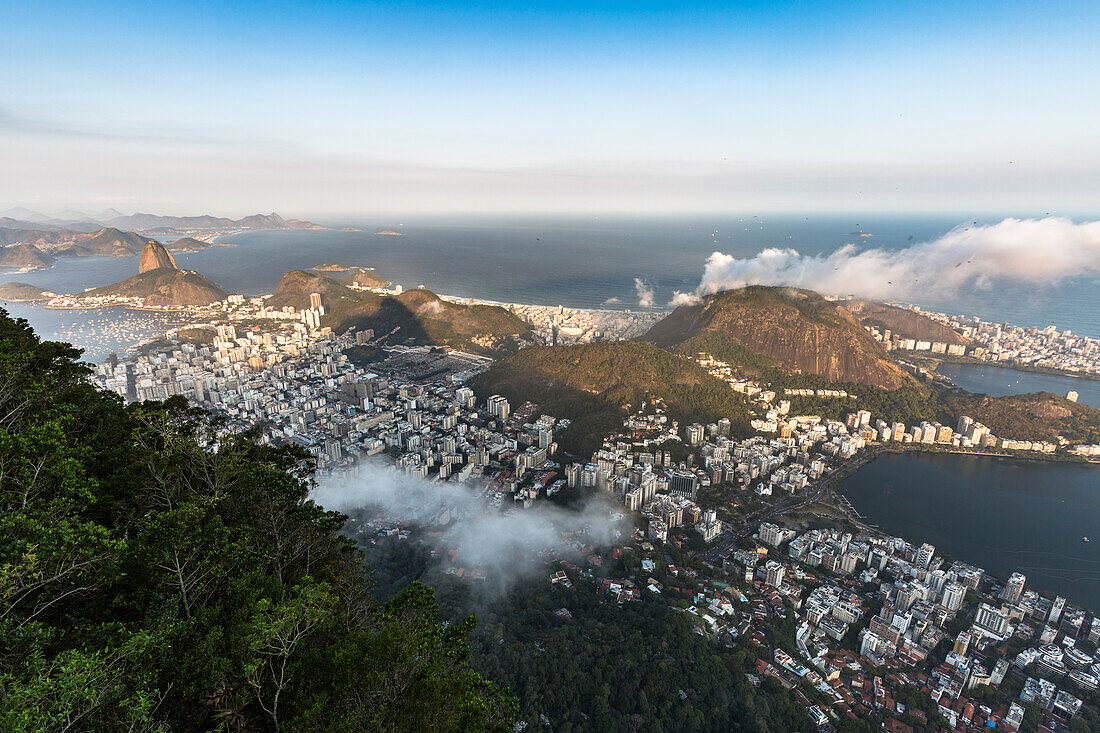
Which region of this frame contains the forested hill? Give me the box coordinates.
[469,341,754,456]
[642,286,916,390]
[0,242,56,269]
[0,308,514,732]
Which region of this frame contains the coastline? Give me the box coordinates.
[874,443,1100,467]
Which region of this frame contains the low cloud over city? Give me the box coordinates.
[312,462,627,592]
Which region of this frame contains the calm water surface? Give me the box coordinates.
[842,452,1100,611]
[0,302,187,362]
[937,362,1100,408]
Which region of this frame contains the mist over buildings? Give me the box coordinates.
[312,462,628,591]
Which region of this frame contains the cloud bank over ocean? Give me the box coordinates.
[677,217,1100,303]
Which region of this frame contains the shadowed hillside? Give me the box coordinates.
[267,270,531,353]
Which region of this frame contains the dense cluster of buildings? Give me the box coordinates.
[697,352,1098,458]
[873,305,1100,377]
[726,521,1100,731]
[86,286,1100,731]
[91,295,577,492]
[542,507,1099,731]
[480,299,663,344]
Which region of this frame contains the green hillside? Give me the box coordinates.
[167,236,209,251]
[942,391,1100,444]
[469,341,754,455]
[84,268,229,306]
[0,282,53,300]
[0,243,56,269]
[336,266,390,288]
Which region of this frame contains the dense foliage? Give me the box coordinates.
[359,536,811,732]
[0,309,514,732]
[473,586,810,732]
[940,390,1100,443]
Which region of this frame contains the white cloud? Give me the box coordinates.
[668,290,701,307]
[634,277,656,308]
[311,462,625,593]
[687,217,1100,301]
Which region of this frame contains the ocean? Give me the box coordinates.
[3,214,1099,356]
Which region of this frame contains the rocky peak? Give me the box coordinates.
[138,241,178,273]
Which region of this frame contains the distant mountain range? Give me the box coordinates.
[0,211,324,271]
[0,209,323,235]
[102,212,324,233]
[0,228,156,268]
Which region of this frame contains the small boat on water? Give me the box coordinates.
[1084,537,1091,543]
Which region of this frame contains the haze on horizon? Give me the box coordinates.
[3,1,1099,218]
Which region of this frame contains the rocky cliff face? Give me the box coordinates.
[643,286,916,390]
[138,241,179,273]
[85,246,225,306]
[847,300,968,345]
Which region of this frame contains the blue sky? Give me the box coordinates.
[2,1,1099,217]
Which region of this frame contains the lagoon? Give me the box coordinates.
[937,362,1100,409]
[841,452,1100,611]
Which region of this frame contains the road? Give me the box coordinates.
[698,450,878,565]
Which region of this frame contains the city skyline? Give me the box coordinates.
[3,1,1100,216]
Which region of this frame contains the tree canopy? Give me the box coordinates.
[0,308,514,732]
